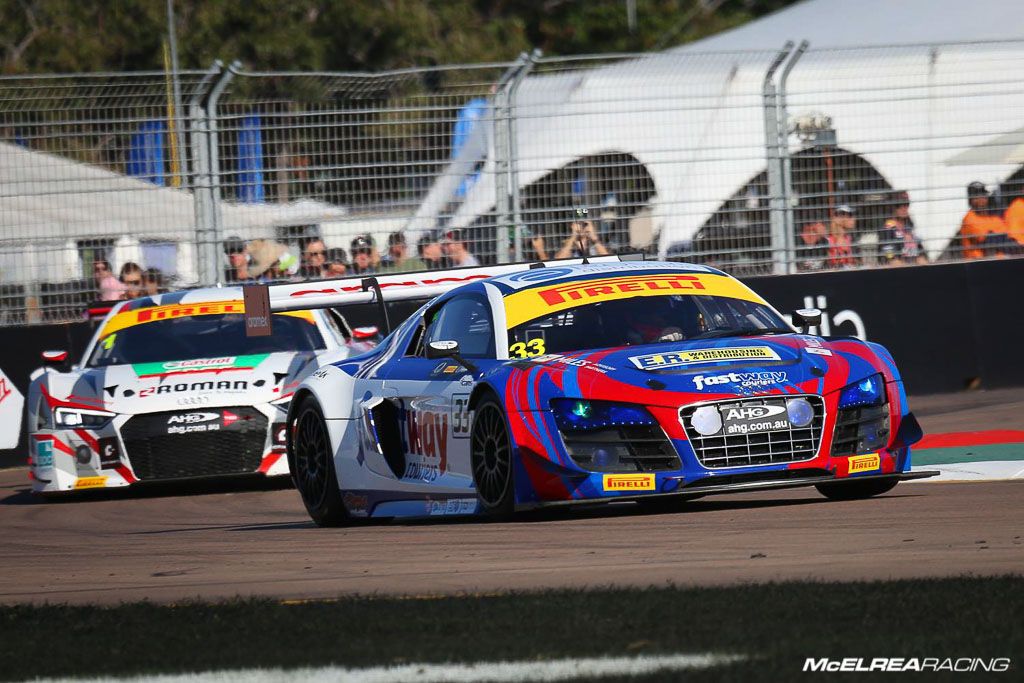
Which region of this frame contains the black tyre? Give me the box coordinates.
[470,397,515,517]
[815,477,899,501]
[291,396,348,526]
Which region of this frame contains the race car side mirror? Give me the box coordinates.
[426,340,478,374]
[792,308,822,334]
[426,340,460,359]
[41,350,69,370]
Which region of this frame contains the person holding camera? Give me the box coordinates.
[554,207,611,259]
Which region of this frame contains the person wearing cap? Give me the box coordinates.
[441,228,480,267]
[323,248,349,277]
[554,207,610,259]
[827,205,857,268]
[958,182,1007,259]
[349,234,379,275]
[223,235,252,283]
[878,191,927,266]
[298,238,327,279]
[380,231,406,269]
[416,231,447,270]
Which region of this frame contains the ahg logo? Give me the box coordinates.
[167,412,219,425]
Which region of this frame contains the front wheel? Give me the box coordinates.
[815,477,898,501]
[470,397,515,517]
[291,396,348,526]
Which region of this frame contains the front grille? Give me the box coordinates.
[831,403,890,456]
[680,395,825,469]
[561,424,680,473]
[120,407,266,481]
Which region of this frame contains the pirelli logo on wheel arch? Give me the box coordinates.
[602,474,656,491]
[503,273,766,328]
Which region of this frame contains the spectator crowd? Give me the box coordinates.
[795,182,1024,272]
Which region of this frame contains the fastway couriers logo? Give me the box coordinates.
[803,658,1010,673]
[692,371,787,391]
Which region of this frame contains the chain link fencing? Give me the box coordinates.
[2,40,1024,325]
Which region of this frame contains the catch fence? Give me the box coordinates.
[2,39,1024,324]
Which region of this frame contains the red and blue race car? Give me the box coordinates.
[264,258,933,525]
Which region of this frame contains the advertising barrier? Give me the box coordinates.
[1,258,1021,469]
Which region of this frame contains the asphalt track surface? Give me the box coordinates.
[1,389,1021,606]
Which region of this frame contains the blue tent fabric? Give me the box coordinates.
[453,98,487,198]
[238,115,265,203]
[127,120,166,186]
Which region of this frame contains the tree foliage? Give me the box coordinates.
[0,0,796,74]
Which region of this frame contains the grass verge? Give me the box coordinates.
[2,576,1021,681]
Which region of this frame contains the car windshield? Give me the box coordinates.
[507,295,790,356]
[87,313,325,367]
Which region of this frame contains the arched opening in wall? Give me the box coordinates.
[466,152,657,264]
[682,146,894,275]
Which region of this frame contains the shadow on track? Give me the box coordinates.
[0,472,294,506]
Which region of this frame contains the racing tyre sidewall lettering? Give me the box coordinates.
[291,396,348,527]
[470,397,515,517]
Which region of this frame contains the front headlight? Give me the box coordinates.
[550,399,656,432]
[53,407,115,429]
[837,373,885,409]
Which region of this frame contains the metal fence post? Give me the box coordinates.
[203,60,241,286]
[762,42,794,276]
[509,49,541,263]
[189,61,222,287]
[778,41,809,275]
[493,53,531,264]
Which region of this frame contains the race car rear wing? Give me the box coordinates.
[263,256,622,315]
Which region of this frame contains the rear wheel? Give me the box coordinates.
[471,398,515,517]
[815,477,898,501]
[291,396,348,526]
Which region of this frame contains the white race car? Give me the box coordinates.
[26,286,373,494]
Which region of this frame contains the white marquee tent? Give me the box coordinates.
[0,140,348,284]
[410,0,1024,258]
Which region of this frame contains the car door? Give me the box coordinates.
[382,293,496,492]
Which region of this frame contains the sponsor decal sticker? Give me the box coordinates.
[805,347,833,356]
[74,476,108,489]
[528,354,615,374]
[342,492,369,516]
[34,440,54,468]
[603,474,656,491]
[722,405,786,421]
[102,301,315,338]
[692,371,787,391]
[132,354,268,378]
[630,346,781,370]
[166,412,219,425]
[135,379,250,398]
[848,453,881,473]
[504,273,766,328]
[427,498,478,516]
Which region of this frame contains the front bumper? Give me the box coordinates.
[28,405,290,494]
[518,470,939,510]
